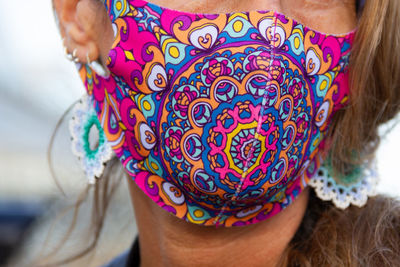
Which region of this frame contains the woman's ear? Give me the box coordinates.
[53,0,113,64]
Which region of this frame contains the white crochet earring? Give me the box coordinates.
[309,157,378,209]
[69,95,114,184]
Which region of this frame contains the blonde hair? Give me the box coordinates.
[281,0,400,265]
[282,192,400,266]
[331,0,400,172]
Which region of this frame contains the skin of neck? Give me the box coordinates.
[128,178,310,267]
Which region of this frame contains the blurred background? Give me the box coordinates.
[0,0,399,266]
[0,1,136,266]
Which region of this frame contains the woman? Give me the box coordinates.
[50,0,400,266]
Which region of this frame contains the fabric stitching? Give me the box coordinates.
[213,12,278,226]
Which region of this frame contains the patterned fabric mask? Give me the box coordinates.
[78,0,355,226]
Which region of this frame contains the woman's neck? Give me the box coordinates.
[127,178,309,267]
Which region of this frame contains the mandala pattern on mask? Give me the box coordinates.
[78,0,354,226]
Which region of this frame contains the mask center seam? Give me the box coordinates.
[213,12,278,226]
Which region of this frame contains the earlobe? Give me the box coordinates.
[53,0,112,65]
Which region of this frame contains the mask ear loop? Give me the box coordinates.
[213,11,279,227]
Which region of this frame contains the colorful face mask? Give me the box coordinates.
[78,0,355,226]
